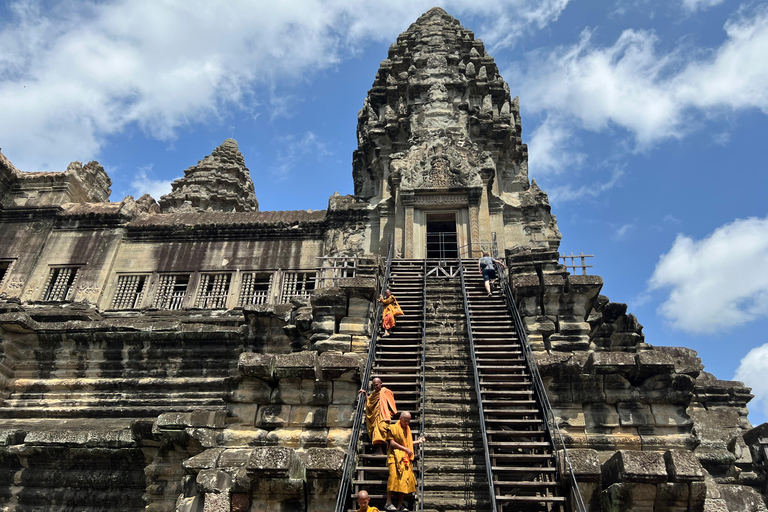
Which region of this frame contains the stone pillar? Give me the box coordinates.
[402,193,414,259]
[478,171,493,253]
[468,189,482,258]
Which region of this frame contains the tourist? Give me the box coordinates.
[356,490,379,512]
[384,411,425,512]
[478,251,505,296]
[359,377,397,456]
[378,289,401,336]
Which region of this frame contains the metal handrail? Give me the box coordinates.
[494,262,588,512]
[334,236,394,512]
[458,260,499,512]
[418,258,427,512]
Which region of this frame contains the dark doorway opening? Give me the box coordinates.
[426,213,458,259]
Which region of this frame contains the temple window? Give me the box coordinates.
[238,272,274,307]
[0,261,12,287]
[42,266,81,301]
[111,274,149,309]
[195,273,232,309]
[152,274,190,310]
[279,271,316,304]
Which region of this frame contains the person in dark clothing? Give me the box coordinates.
[478,251,505,296]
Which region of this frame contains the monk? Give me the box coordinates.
[359,377,397,455]
[356,490,379,512]
[378,289,400,336]
[384,411,425,512]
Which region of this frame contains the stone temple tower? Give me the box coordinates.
[354,7,560,258]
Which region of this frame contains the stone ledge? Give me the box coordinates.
[602,450,667,485]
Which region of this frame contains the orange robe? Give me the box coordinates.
[386,421,417,494]
[365,387,397,446]
[357,507,380,512]
[380,295,398,330]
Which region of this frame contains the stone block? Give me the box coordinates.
[216,428,271,447]
[586,430,642,451]
[558,317,591,336]
[311,315,336,334]
[183,448,225,471]
[318,351,363,381]
[255,405,291,428]
[176,496,203,512]
[549,334,590,352]
[305,447,346,478]
[238,353,275,381]
[651,404,692,427]
[652,346,703,376]
[636,350,676,380]
[311,288,348,314]
[326,405,355,428]
[584,403,619,430]
[347,297,372,317]
[246,446,303,479]
[617,402,653,427]
[587,352,636,375]
[300,428,329,448]
[332,381,359,405]
[715,484,768,512]
[327,428,351,449]
[289,405,328,428]
[274,352,317,380]
[602,450,667,485]
[218,448,253,468]
[554,405,585,428]
[229,379,272,403]
[639,373,696,405]
[572,375,605,403]
[338,316,369,335]
[272,379,332,406]
[664,450,705,482]
[655,482,689,509]
[313,333,352,353]
[197,469,231,493]
[610,332,643,349]
[601,482,657,512]
[203,491,229,512]
[690,481,706,510]
[604,374,641,404]
[231,493,249,512]
[559,449,601,483]
[266,428,302,448]
[350,335,369,353]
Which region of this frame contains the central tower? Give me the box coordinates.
[353,7,561,258]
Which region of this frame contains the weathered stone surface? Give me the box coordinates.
[239,353,275,380]
[664,450,705,482]
[273,352,317,380]
[602,450,668,485]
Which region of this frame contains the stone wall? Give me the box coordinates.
[506,246,768,511]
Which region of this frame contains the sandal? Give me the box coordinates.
[385,505,397,511]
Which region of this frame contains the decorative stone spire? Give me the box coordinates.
[353,7,560,253]
[160,139,259,213]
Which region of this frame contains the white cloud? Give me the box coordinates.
[649,216,768,333]
[681,0,724,13]
[0,0,569,172]
[519,5,768,147]
[527,115,585,175]
[546,168,624,203]
[130,165,172,200]
[614,223,634,239]
[735,343,768,417]
[272,131,331,179]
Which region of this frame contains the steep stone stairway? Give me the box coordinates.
[461,261,567,511]
[422,274,491,512]
[351,259,426,510]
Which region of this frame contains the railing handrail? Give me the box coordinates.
[418,258,427,512]
[334,237,394,512]
[494,261,588,512]
[458,260,499,512]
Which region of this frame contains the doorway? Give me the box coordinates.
[426,213,458,259]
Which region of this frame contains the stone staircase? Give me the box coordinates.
[422,276,492,512]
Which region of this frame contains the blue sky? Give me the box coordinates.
[1,0,767,424]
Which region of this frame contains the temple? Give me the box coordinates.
[0,7,765,512]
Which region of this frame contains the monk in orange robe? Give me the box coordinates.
[359,377,397,455]
[356,490,380,512]
[378,289,400,336]
[384,411,424,512]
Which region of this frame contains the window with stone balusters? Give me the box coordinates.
[278,271,316,304]
[194,273,232,309]
[238,272,274,307]
[110,274,150,309]
[42,266,81,301]
[152,274,190,310]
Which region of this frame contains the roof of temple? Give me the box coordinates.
[159,138,259,213]
[128,209,326,228]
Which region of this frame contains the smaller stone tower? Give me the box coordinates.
[160,138,259,212]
